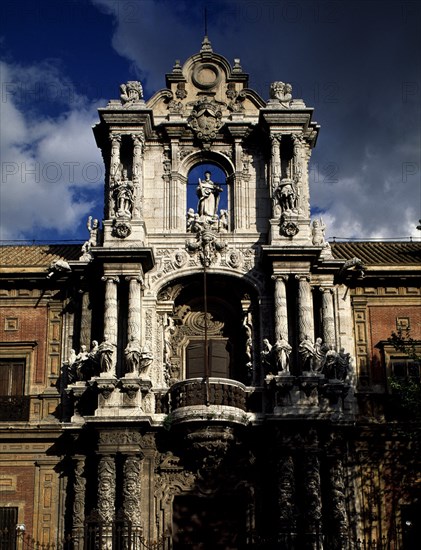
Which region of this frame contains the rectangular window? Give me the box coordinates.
[0,360,29,421]
[0,360,25,396]
[186,339,229,379]
[390,356,421,381]
[0,507,18,550]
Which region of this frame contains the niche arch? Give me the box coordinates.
[180,151,235,232]
[158,273,259,386]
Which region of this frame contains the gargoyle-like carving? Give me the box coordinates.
[187,96,224,142]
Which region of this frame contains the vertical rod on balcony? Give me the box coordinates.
[203,258,210,405]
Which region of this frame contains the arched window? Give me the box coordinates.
[186,163,228,232]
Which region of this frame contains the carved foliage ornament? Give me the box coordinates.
[187,97,224,142]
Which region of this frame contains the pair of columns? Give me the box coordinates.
[273,274,335,347]
[109,132,144,219]
[101,275,143,376]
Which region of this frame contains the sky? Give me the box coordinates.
[0,0,420,243]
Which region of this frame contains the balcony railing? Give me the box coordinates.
[170,378,247,411]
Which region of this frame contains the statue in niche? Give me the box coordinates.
[273,335,292,372]
[275,178,297,213]
[112,169,134,218]
[120,81,143,105]
[124,336,142,375]
[196,171,223,220]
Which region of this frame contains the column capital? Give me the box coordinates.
[319,286,334,295]
[271,273,289,282]
[101,275,119,284]
[125,275,144,284]
[109,133,121,143]
[295,274,311,283]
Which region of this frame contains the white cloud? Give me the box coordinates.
[0,60,105,240]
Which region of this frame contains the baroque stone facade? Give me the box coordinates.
[0,39,420,549]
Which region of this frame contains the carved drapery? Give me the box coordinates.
[126,276,143,343]
[132,133,144,219]
[72,457,86,547]
[97,455,116,524]
[321,287,335,348]
[296,275,314,342]
[102,276,119,345]
[122,455,142,526]
[273,275,289,340]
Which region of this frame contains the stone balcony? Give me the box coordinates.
[167,378,250,426]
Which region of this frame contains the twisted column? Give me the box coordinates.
[273,275,289,340]
[320,287,335,348]
[296,275,314,343]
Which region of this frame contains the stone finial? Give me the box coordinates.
[232,58,243,73]
[200,35,213,53]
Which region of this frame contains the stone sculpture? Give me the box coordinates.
[270,81,293,107]
[273,336,292,372]
[124,336,142,375]
[79,216,100,261]
[120,81,143,104]
[196,171,223,220]
[97,336,115,374]
[299,335,315,371]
